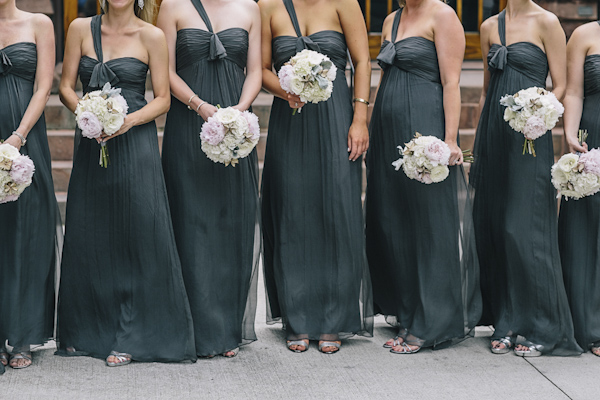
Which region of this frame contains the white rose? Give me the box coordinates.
[290,77,305,96]
[557,153,579,172]
[551,166,570,185]
[0,143,21,161]
[429,165,449,183]
[216,107,241,126]
[103,112,125,135]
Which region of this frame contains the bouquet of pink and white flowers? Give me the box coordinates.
[200,107,260,167]
[392,133,451,184]
[552,131,600,200]
[0,143,35,204]
[500,87,564,157]
[75,83,128,168]
[278,49,337,114]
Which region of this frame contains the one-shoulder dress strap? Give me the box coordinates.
[91,15,104,62]
[190,0,215,33]
[498,10,506,47]
[282,0,303,37]
[390,8,402,43]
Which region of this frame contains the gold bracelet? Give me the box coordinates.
[353,97,370,106]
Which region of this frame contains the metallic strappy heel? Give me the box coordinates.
[286,339,309,353]
[106,351,132,367]
[490,336,515,354]
[514,341,544,357]
[318,341,341,354]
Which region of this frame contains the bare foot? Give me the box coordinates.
[491,340,508,351]
[384,336,404,348]
[390,343,421,354]
[106,351,131,367]
[222,348,239,358]
[0,349,8,366]
[592,347,600,357]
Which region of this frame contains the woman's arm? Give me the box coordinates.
[541,12,567,101]
[434,4,465,165]
[59,18,87,114]
[258,0,304,110]
[234,0,263,111]
[6,14,55,151]
[339,0,371,161]
[477,18,493,124]
[105,26,171,141]
[562,24,590,153]
[156,0,216,121]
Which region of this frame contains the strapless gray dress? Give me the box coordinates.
[57,15,196,362]
[558,38,600,351]
[261,0,373,340]
[365,9,481,348]
[471,10,581,355]
[161,0,259,357]
[0,42,60,349]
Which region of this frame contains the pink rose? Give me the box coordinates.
[9,155,35,184]
[77,111,103,139]
[200,117,226,146]
[425,140,451,165]
[580,148,600,176]
[242,111,260,141]
[278,65,294,93]
[523,116,547,140]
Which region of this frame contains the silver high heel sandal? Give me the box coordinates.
[490,336,515,354]
[514,341,544,357]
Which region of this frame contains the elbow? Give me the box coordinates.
[161,95,171,115]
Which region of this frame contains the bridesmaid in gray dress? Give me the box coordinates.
[157,0,261,358]
[259,0,373,354]
[0,1,58,370]
[57,0,195,366]
[472,1,581,356]
[558,20,600,356]
[366,0,481,354]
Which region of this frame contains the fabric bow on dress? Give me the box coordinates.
[296,36,321,53]
[209,33,227,61]
[376,41,396,69]
[0,51,12,75]
[89,62,119,89]
[488,45,508,71]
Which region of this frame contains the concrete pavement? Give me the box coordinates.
[1,268,597,400]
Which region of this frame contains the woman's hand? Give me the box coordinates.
[197,103,218,121]
[287,93,305,111]
[446,140,463,165]
[567,138,588,154]
[98,115,136,143]
[5,135,23,151]
[348,122,369,161]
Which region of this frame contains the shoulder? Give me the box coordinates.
[479,14,497,36]
[65,17,93,38]
[239,0,260,12]
[140,21,167,44]
[535,7,561,30]
[568,21,598,49]
[258,0,279,12]
[27,12,54,29]
[432,1,459,21]
[333,0,362,10]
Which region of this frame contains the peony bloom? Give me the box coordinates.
[523,116,547,140]
[580,148,600,176]
[201,117,226,146]
[77,111,103,139]
[9,155,35,185]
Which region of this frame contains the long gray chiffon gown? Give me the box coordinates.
[261,0,373,341]
[558,31,600,351]
[57,15,196,362]
[471,10,581,355]
[0,42,60,351]
[365,10,481,348]
[161,0,259,357]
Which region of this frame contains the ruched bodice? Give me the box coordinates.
[376,11,440,84]
[272,31,348,72]
[584,55,600,97]
[0,42,36,82]
[176,28,248,71]
[379,38,440,83]
[488,43,548,84]
[78,15,148,102]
